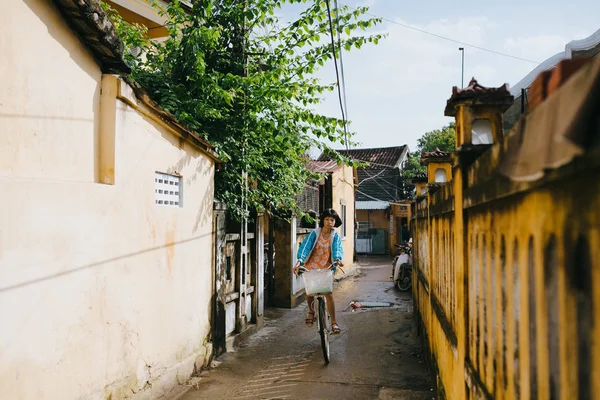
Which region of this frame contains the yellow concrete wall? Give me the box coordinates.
[357,209,388,230]
[331,165,355,271]
[357,208,391,254]
[413,139,600,400]
[0,2,215,399]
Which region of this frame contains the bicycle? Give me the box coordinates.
[297,262,341,364]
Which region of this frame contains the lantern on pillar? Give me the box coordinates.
[411,172,428,196]
[420,148,453,184]
[444,78,514,149]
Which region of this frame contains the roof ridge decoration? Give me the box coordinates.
[421,147,452,158]
[420,147,453,165]
[445,78,513,117]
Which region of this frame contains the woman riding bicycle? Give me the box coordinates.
[293,208,344,334]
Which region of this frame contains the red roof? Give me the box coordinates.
[318,146,407,168]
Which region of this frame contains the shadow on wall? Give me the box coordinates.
[0,232,213,293]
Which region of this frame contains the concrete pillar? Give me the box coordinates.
[212,202,227,356]
[98,74,118,184]
[253,211,265,328]
[273,217,303,308]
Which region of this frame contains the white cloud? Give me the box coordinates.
[504,35,567,62]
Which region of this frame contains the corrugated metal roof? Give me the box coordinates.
[356,201,390,210]
[306,160,343,174]
[318,146,407,168]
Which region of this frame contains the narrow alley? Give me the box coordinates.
[175,257,433,400]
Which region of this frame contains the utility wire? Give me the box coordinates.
[325,0,350,151]
[333,0,350,149]
[362,169,396,199]
[357,168,387,184]
[356,189,388,202]
[340,2,540,65]
[360,167,408,196]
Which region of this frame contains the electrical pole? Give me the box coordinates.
[459,47,465,88]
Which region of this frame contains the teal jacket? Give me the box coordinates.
[297,228,344,267]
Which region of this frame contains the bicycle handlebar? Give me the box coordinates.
[296,261,343,276]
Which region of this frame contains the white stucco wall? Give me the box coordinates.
[0,0,102,183]
[0,2,216,399]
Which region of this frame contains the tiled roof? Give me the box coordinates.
[52,0,130,74]
[411,173,428,183]
[421,148,452,164]
[318,146,407,169]
[306,160,342,174]
[445,78,513,116]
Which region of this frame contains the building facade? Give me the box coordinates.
[1,2,218,399]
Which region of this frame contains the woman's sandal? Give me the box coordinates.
[331,323,341,335]
[305,311,316,327]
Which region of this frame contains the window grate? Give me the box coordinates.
[155,172,182,207]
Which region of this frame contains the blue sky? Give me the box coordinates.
[283,0,600,153]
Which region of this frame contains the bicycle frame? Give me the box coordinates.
[297,263,339,364]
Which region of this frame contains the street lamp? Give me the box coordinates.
[458,47,465,89]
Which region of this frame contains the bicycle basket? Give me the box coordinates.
[302,268,334,295]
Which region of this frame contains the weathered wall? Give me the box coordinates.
[413,59,600,399]
[357,209,389,255]
[0,2,216,399]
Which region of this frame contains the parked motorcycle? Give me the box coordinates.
[392,241,412,291]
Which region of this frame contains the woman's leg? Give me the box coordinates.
[306,295,315,326]
[325,293,337,325]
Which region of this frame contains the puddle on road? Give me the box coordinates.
[344,299,413,313]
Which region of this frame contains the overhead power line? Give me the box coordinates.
[340,2,540,65]
[333,0,350,148]
[325,0,350,151]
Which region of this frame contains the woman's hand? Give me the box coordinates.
[335,260,344,267]
[293,260,301,277]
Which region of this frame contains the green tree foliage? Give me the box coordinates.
[103,0,383,219]
[403,122,456,180]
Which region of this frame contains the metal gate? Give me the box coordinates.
[356,228,386,254]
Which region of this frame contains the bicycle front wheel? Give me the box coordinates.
[317,297,330,364]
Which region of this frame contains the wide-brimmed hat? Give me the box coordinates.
[320,208,342,228]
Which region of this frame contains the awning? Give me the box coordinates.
[500,56,600,181]
[356,201,390,210]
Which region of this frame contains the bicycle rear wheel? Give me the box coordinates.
[317,297,330,364]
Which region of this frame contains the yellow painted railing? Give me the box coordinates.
[412,57,600,400]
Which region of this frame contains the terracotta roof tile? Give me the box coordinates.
[411,172,428,183]
[52,0,130,74]
[420,148,452,165]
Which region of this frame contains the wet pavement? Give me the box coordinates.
[174,256,433,400]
